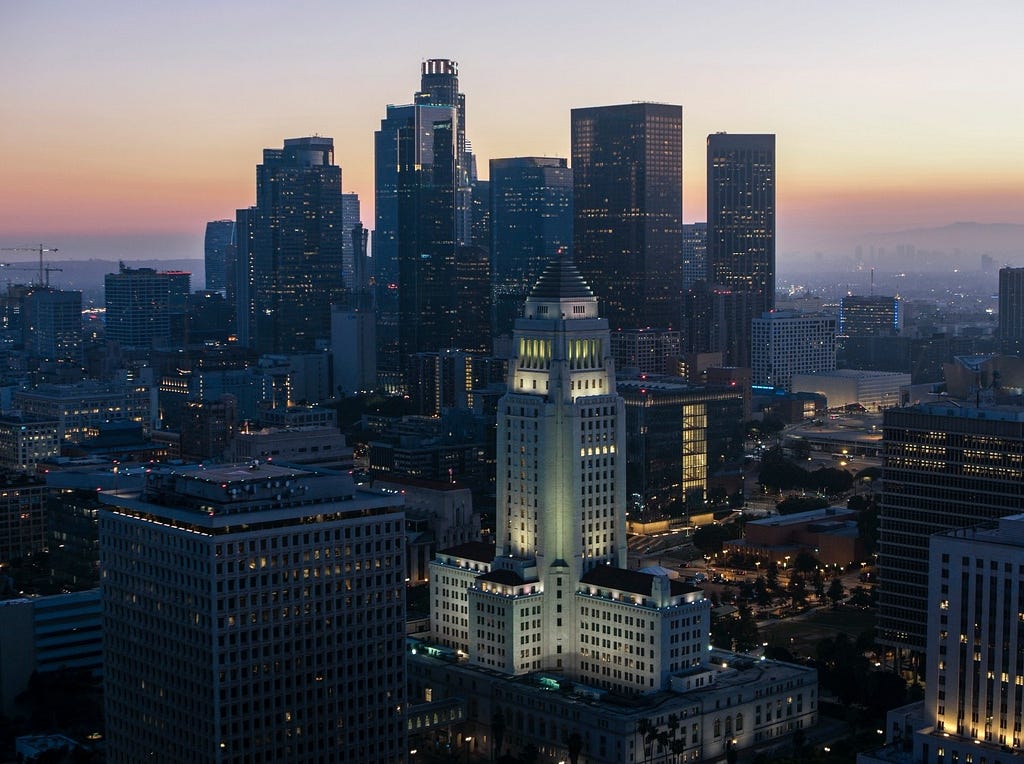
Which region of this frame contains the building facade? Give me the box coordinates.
[237,137,346,355]
[204,219,235,293]
[878,403,1024,659]
[999,266,1024,351]
[21,287,83,367]
[421,259,817,763]
[572,102,683,332]
[13,377,158,443]
[839,294,901,337]
[706,133,776,368]
[619,379,745,517]
[751,311,836,391]
[100,463,406,763]
[0,413,60,472]
[864,515,1024,764]
[104,265,190,349]
[681,222,708,290]
[0,472,47,564]
[490,157,573,336]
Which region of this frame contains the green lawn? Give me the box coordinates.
[760,607,876,657]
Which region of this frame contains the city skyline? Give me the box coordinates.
[2,1,1023,263]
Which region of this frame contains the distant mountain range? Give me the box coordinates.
[854,222,1024,256]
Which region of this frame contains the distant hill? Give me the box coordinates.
[856,222,1024,257]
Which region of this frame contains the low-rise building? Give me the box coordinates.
[724,506,864,566]
[790,369,910,411]
[0,472,47,563]
[0,412,60,472]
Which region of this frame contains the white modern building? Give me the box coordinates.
[862,514,1024,764]
[100,462,406,764]
[790,369,910,411]
[751,311,836,391]
[420,259,817,762]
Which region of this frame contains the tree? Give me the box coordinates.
[787,573,807,608]
[811,569,825,600]
[765,562,780,591]
[826,577,845,607]
[807,466,853,495]
[732,606,762,652]
[692,524,741,555]
[776,495,828,515]
[793,551,819,574]
[750,576,770,607]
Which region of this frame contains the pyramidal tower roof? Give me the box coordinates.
[528,258,595,301]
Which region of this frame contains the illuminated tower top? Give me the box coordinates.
[497,257,626,580]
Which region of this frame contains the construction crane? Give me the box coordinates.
[0,244,60,286]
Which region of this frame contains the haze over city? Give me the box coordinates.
[2,0,1023,267]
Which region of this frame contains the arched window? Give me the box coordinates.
[713,719,721,737]
[725,716,732,735]
[736,713,744,732]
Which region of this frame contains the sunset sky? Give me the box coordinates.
[1,1,1022,263]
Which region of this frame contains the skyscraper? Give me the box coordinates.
[877,403,1024,664]
[21,287,83,366]
[839,295,901,337]
[681,222,708,290]
[375,60,475,389]
[340,192,361,290]
[430,257,706,686]
[706,133,776,367]
[998,266,1024,351]
[415,58,473,245]
[104,264,190,349]
[751,311,836,391]
[572,103,683,332]
[204,219,234,293]
[100,462,406,763]
[419,259,818,762]
[490,157,573,335]
[240,137,346,355]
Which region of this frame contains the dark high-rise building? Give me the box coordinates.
[998,267,1024,351]
[452,245,491,353]
[340,193,361,290]
[21,287,83,366]
[376,64,472,386]
[104,264,190,349]
[839,295,901,337]
[470,178,491,252]
[877,403,1024,663]
[415,58,473,245]
[239,137,346,355]
[706,133,776,368]
[203,219,234,293]
[681,222,707,290]
[620,378,745,518]
[490,157,573,335]
[100,463,406,763]
[572,103,683,332]
[375,60,475,390]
